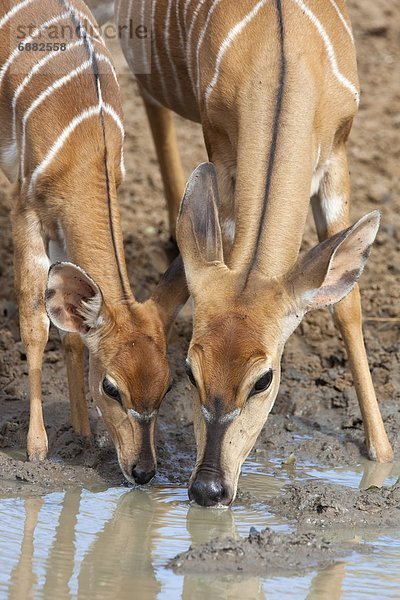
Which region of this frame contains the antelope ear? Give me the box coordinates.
[150,254,189,333]
[45,262,103,334]
[176,163,225,285]
[287,211,380,311]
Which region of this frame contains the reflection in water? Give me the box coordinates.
[183,506,264,600]
[43,490,81,599]
[9,498,44,600]
[306,563,345,600]
[0,456,399,599]
[78,490,162,600]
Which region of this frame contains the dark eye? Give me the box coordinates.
[102,377,122,405]
[185,361,197,387]
[249,370,273,397]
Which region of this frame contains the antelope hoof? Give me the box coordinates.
[27,431,48,462]
[367,441,394,464]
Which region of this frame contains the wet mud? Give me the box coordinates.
[0,0,398,578]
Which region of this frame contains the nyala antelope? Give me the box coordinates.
[0,0,186,483]
[117,0,393,505]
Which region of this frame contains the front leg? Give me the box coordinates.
[62,333,91,438]
[11,206,50,461]
[312,144,393,463]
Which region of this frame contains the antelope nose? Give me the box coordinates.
[189,472,228,507]
[131,465,156,485]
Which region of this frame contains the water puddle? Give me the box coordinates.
[0,455,399,599]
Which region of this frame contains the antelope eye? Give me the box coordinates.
[185,361,197,387]
[102,377,122,405]
[250,370,273,397]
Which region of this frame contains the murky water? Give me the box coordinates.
[0,455,399,599]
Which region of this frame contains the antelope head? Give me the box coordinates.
[45,256,187,485]
[177,163,380,507]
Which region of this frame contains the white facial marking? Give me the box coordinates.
[128,408,158,422]
[201,405,240,424]
[96,406,103,418]
[219,408,241,424]
[290,0,359,104]
[205,0,267,108]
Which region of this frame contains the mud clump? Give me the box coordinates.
[168,528,356,576]
[268,480,400,528]
[0,451,106,498]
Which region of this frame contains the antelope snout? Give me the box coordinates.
[131,463,156,485]
[189,470,232,507]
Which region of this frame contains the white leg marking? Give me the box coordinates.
[310,161,329,197]
[205,0,267,108]
[0,0,38,32]
[320,194,344,226]
[328,0,354,44]
[195,0,223,98]
[290,0,359,104]
[0,141,18,181]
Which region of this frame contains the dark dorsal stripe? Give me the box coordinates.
[243,0,286,287]
[57,0,130,301]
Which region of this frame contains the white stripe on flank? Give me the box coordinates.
[183,0,193,25]
[187,0,208,90]
[196,0,222,98]
[205,0,267,107]
[0,12,70,89]
[29,105,102,194]
[28,103,124,194]
[165,0,183,103]
[12,39,85,141]
[328,0,354,44]
[21,58,93,176]
[175,0,185,52]
[0,0,37,32]
[151,0,169,103]
[290,0,359,103]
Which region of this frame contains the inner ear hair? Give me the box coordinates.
[45,262,103,334]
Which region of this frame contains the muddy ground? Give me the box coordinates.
[0,0,398,576]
